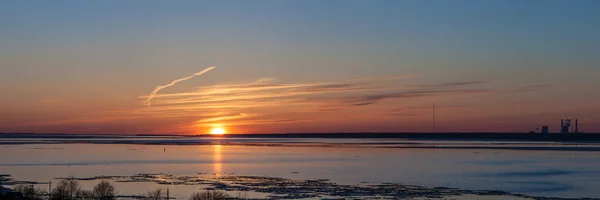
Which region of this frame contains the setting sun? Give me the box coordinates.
[210,127,226,135]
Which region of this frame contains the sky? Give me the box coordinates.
[1,0,599,134]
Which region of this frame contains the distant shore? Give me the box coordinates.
[2,132,600,142]
[2,133,600,152]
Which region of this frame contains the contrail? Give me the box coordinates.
[146,66,216,106]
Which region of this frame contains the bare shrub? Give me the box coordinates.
[51,178,81,200]
[14,185,35,198]
[14,185,46,199]
[75,190,94,200]
[189,191,231,200]
[92,180,115,200]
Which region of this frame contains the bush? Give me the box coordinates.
[75,190,93,200]
[13,185,46,199]
[92,180,115,200]
[14,185,35,198]
[51,178,81,200]
[189,191,230,200]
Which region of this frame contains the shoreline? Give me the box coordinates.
[2,133,600,142]
[1,173,596,200]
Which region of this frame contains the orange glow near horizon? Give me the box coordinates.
[210,127,226,135]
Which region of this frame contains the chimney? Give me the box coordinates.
[576,119,579,133]
[561,119,564,133]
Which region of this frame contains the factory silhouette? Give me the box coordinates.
[533,119,583,134]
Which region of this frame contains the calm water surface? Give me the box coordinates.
[1,137,599,198]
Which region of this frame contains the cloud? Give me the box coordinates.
[385,103,477,117]
[345,74,416,82]
[24,67,557,134]
[387,112,422,117]
[509,84,551,92]
[194,113,256,123]
[145,66,215,106]
[198,117,311,126]
[353,102,375,106]
[348,89,491,106]
[142,79,381,107]
[137,75,496,132]
[417,81,486,88]
[134,74,502,133]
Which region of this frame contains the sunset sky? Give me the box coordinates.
[1,0,599,134]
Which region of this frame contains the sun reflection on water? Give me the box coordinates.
[213,144,223,177]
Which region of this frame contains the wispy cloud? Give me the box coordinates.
[509,84,551,92]
[145,66,215,106]
[134,75,501,133]
[346,89,491,106]
[21,70,552,134]
[192,113,310,127]
[417,81,486,88]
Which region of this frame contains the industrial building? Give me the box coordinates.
[560,119,580,134]
[533,119,581,134]
[541,126,549,134]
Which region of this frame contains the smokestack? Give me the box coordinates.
[561,119,564,133]
[576,119,579,133]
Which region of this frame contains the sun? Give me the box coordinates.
[210,127,226,135]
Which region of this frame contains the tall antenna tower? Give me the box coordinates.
[433,103,436,133]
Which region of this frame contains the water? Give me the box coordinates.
[1,137,599,199]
